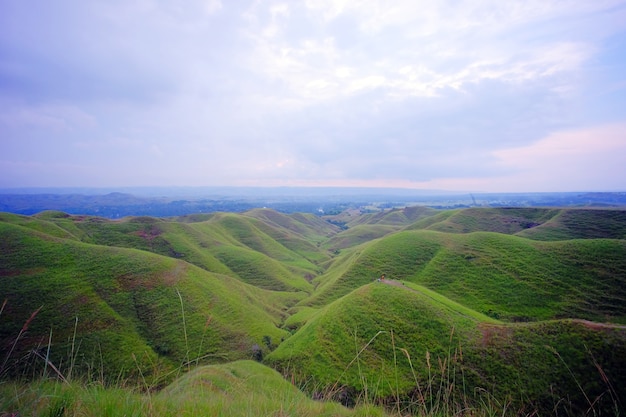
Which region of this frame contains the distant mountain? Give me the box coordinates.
[0,188,625,218]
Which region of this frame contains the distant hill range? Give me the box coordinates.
[0,187,625,218]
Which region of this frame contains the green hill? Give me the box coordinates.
[267,283,483,396]
[5,210,324,292]
[408,207,560,234]
[342,206,439,228]
[323,206,440,251]
[407,207,626,241]
[268,282,626,414]
[157,360,358,416]
[2,206,626,415]
[516,208,626,240]
[306,229,626,323]
[323,224,399,251]
[0,221,295,383]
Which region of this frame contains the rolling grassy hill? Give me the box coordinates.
[322,206,440,251]
[0,220,299,384]
[307,229,626,324]
[407,207,626,240]
[267,282,626,414]
[1,206,626,416]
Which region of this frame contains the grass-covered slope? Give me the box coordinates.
[343,206,439,228]
[0,211,84,240]
[323,224,399,251]
[268,283,482,397]
[408,208,560,235]
[306,230,626,323]
[2,206,626,415]
[407,207,626,241]
[516,208,626,240]
[157,360,357,416]
[5,210,324,292]
[268,282,626,414]
[323,206,440,251]
[0,221,294,382]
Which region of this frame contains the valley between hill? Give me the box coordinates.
[1,207,625,416]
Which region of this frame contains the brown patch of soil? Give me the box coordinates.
[478,323,514,348]
[132,226,163,241]
[161,262,186,287]
[116,262,186,291]
[0,267,45,277]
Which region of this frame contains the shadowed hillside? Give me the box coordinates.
[406,207,626,240]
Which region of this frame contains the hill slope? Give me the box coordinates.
[407,207,626,240]
[305,230,626,324]
[5,210,330,292]
[0,221,296,382]
[268,282,626,414]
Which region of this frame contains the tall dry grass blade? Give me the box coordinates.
[399,347,426,413]
[67,316,79,380]
[391,329,401,416]
[195,315,213,366]
[31,349,68,384]
[43,327,53,379]
[586,344,621,414]
[426,350,433,412]
[176,288,190,371]
[546,345,594,411]
[353,329,366,401]
[331,330,387,396]
[132,352,153,414]
[1,305,42,376]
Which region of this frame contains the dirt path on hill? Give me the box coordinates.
[378,279,418,292]
[569,319,626,330]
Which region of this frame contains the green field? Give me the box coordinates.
[1,207,625,416]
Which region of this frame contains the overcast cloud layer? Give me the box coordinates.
[1,0,626,192]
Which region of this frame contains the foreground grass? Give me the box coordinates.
[0,361,557,417]
[0,361,384,417]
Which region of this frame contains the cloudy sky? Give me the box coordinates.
[1,0,626,192]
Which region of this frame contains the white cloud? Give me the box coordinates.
[74,137,143,150]
[2,0,625,190]
[419,124,626,192]
[0,102,97,131]
[242,0,607,105]
[494,123,626,165]
[204,0,222,15]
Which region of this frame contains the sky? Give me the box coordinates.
[1,0,626,193]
